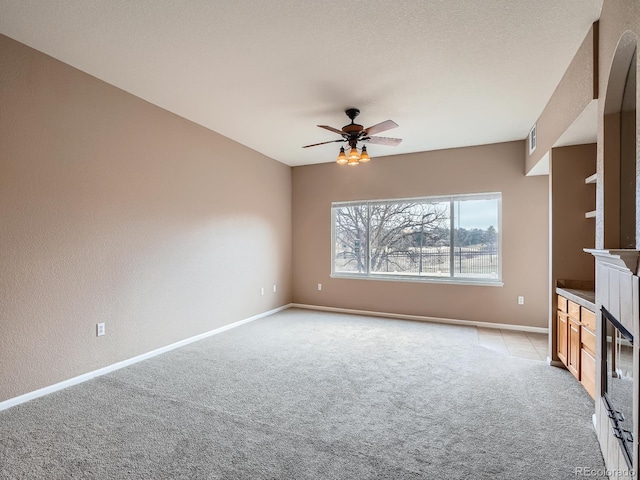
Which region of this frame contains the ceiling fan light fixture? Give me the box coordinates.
[303,109,401,167]
[348,145,360,165]
[359,145,370,163]
[336,147,348,164]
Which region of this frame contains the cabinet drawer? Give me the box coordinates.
[581,308,596,331]
[581,325,596,354]
[557,295,568,313]
[568,301,581,321]
[581,348,596,399]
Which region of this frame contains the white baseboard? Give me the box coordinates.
[0,304,291,413]
[290,303,549,334]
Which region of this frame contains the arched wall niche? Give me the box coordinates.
[602,31,637,249]
[605,32,637,115]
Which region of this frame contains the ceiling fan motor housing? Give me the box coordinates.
[342,123,364,134]
[343,108,364,143]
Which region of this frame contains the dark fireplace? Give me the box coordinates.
[602,307,634,467]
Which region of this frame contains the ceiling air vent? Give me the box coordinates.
[528,123,537,154]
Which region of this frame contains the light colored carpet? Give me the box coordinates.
[0,308,605,479]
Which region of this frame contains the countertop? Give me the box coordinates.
[556,287,596,312]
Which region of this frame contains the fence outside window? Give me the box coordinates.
[332,193,501,284]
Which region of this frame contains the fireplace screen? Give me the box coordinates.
[602,307,634,466]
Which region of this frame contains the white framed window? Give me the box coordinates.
[331,192,502,285]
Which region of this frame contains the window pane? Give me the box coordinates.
[332,193,501,283]
[416,202,451,277]
[452,198,499,279]
[369,202,450,277]
[333,205,368,273]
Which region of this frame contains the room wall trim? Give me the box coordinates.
[290,303,549,333]
[0,304,292,412]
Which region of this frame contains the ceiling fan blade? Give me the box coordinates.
[363,136,403,146]
[302,139,345,148]
[363,120,398,136]
[318,125,345,135]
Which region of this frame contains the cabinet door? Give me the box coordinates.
[581,348,596,399]
[568,319,581,380]
[557,311,568,366]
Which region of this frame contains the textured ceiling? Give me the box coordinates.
[0,0,603,166]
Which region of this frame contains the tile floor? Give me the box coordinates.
[477,327,548,361]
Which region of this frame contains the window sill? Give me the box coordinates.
[330,273,503,287]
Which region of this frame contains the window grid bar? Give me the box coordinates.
[449,200,455,278]
[366,203,372,275]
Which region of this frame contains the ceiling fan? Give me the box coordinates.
[302,108,402,165]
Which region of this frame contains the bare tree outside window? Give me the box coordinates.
[369,202,450,275]
[333,205,368,273]
[332,194,501,282]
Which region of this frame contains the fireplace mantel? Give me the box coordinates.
[584,249,640,274]
[584,247,640,476]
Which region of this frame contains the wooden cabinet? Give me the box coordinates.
[568,318,581,378]
[581,341,596,398]
[558,295,568,313]
[581,308,596,331]
[580,312,597,399]
[580,324,596,398]
[568,301,581,322]
[556,293,596,399]
[557,311,568,365]
[581,325,596,354]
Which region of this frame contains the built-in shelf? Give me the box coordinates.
[585,173,597,184]
[585,210,596,218]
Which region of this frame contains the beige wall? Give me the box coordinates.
[0,34,292,402]
[292,141,549,328]
[550,143,597,283]
[525,24,597,174]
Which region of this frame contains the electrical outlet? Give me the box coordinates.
[518,296,525,305]
[273,284,277,293]
[261,287,265,296]
[318,283,322,291]
[97,323,106,337]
